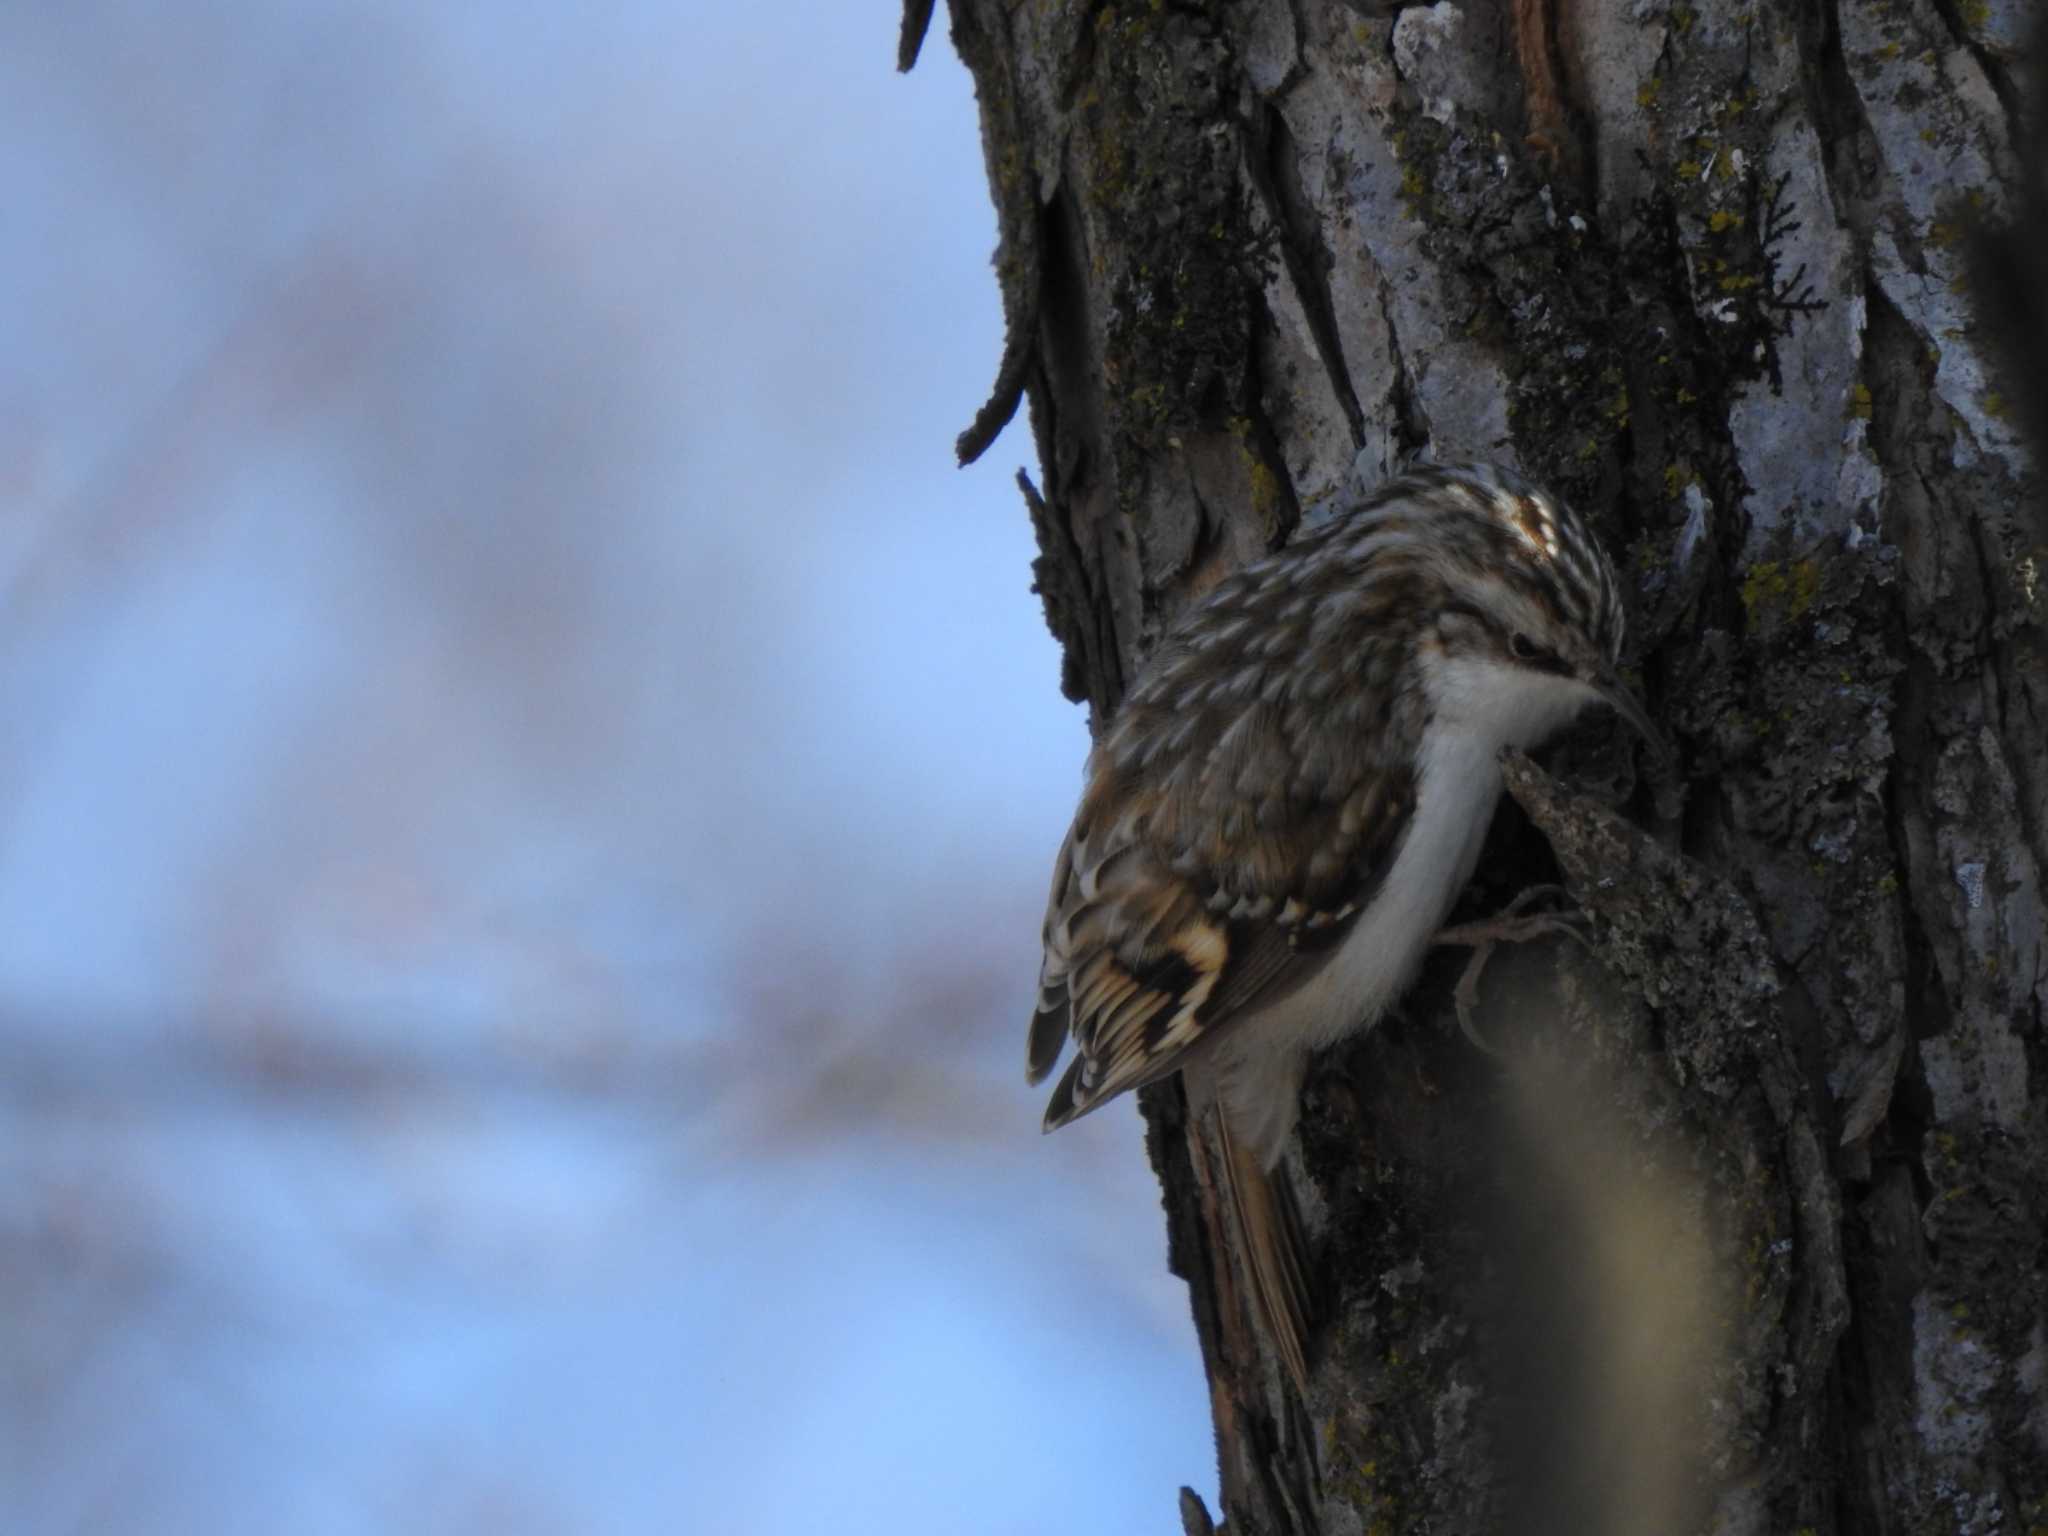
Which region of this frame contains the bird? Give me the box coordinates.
[1025,460,1660,1391]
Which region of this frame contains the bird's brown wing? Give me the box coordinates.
[1025,496,1433,1128]
[1027,714,1418,1132]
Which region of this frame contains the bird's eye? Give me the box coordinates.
[1509,631,1571,674]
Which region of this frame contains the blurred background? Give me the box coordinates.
[0,3,1213,1530]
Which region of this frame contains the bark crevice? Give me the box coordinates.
[1243,101,1367,451]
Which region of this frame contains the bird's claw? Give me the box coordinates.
[1433,886,1590,1054]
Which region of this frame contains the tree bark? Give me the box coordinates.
[924,1,2043,1530]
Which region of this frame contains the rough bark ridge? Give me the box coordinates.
[930,1,2043,1530]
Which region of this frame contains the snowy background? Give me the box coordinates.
[0,4,1211,1531]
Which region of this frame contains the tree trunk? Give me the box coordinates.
[911,1,2044,1530]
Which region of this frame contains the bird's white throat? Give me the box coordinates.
[1424,652,1601,751]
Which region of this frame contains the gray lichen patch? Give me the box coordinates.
[1390,3,1510,129]
[1725,119,1873,551]
[1838,0,2029,479]
[1275,4,1517,466]
[1242,243,1361,512]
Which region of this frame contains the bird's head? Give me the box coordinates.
[1408,463,1663,757]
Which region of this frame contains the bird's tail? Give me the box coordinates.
[1217,1108,1316,1394]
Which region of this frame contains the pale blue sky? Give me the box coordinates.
[0,4,1213,1531]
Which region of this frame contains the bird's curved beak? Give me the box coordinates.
[1588,666,1670,763]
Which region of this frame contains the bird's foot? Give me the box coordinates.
[1434,883,1587,950]
[1433,886,1590,1055]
